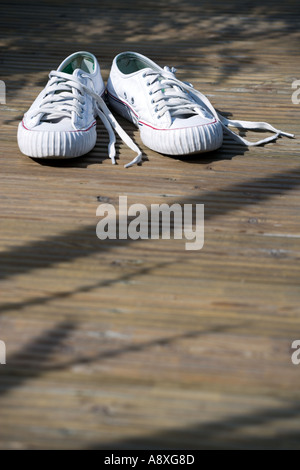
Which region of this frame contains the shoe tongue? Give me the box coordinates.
[71,69,87,86]
[57,59,85,77]
[72,68,85,79]
[136,67,159,78]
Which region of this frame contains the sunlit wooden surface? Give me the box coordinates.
[0,0,300,450]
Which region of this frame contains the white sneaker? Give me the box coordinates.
[107,51,294,157]
[18,51,142,166]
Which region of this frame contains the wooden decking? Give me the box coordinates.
[0,0,300,450]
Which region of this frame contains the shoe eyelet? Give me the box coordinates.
[124,92,127,99]
[147,82,150,87]
[151,99,155,104]
[131,97,135,104]
[149,91,152,95]
[142,73,147,78]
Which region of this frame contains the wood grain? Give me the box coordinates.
[0,0,300,450]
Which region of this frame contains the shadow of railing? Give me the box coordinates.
[86,401,300,449]
[1,165,300,284]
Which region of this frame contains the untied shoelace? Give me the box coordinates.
[28,70,142,168]
[145,66,294,146]
[30,69,294,168]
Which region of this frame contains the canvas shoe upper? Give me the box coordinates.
[107,51,294,158]
[18,51,142,166]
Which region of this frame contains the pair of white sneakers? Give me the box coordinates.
[18,51,294,168]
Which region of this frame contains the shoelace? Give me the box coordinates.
[28,71,143,168]
[144,67,209,120]
[144,66,295,146]
[28,69,294,168]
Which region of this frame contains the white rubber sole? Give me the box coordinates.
[107,91,223,155]
[17,120,97,159]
